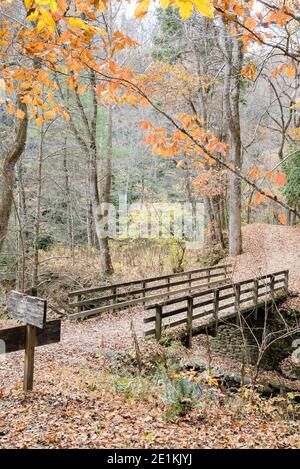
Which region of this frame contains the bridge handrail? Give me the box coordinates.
[144,270,289,341]
[68,264,233,298]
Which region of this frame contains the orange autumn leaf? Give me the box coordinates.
[255,193,265,205]
[247,165,260,178]
[44,110,56,120]
[6,103,14,114]
[244,17,257,30]
[139,120,152,130]
[16,108,25,119]
[285,64,296,78]
[241,62,256,80]
[278,213,287,225]
[267,10,291,27]
[274,172,287,186]
[36,116,43,126]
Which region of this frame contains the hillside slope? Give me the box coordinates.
[225,223,300,291]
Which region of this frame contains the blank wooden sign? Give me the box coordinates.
[0,320,61,354]
[7,291,47,329]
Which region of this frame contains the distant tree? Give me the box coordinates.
[282,148,300,216]
[152,7,184,64]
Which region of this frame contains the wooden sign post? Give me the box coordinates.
[1,290,61,391]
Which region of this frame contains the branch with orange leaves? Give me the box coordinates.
[256,0,300,23]
[214,6,300,64]
[82,63,299,220]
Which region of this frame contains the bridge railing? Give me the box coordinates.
[68,264,233,321]
[144,270,289,344]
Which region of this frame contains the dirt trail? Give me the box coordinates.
[1,223,299,370]
[225,223,300,291]
[48,223,300,355]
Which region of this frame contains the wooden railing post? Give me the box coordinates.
[166,277,170,299]
[207,269,211,288]
[112,286,117,305]
[155,305,162,342]
[270,274,275,302]
[223,265,227,281]
[186,296,193,348]
[213,289,219,335]
[284,271,289,295]
[253,279,259,320]
[235,283,241,325]
[142,281,146,305]
[188,272,192,291]
[23,287,37,392]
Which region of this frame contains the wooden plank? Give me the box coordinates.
[6,291,47,329]
[145,292,288,338]
[69,277,230,320]
[155,305,162,341]
[0,320,61,354]
[213,289,219,334]
[144,272,288,329]
[70,272,229,308]
[70,274,211,307]
[23,325,36,391]
[186,296,193,348]
[68,264,233,297]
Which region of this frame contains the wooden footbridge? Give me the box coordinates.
[68,264,233,320]
[67,266,289,347]
[144,270,289,346]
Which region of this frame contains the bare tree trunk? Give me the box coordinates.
[228,39,243,256]
[56,73,113,272]
[17,161,30,249]
[218,24,243,256]
[63,136,75,262]
[0,100,28,253]
[205,197,217,242]
[32,123,43,288]
[90,71,114,276]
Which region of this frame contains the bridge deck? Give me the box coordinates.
[144,270,288,340]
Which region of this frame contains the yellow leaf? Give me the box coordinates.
[68,17,91,32]
[36,116,43,126]
[24,0,34,9]
[49,0,57,13]
[26,10,39,22]
[160,0,170,8]
[134,0,150,19]
[178,1,193,20]
[192,0,214,19]
[39,7,56,33]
